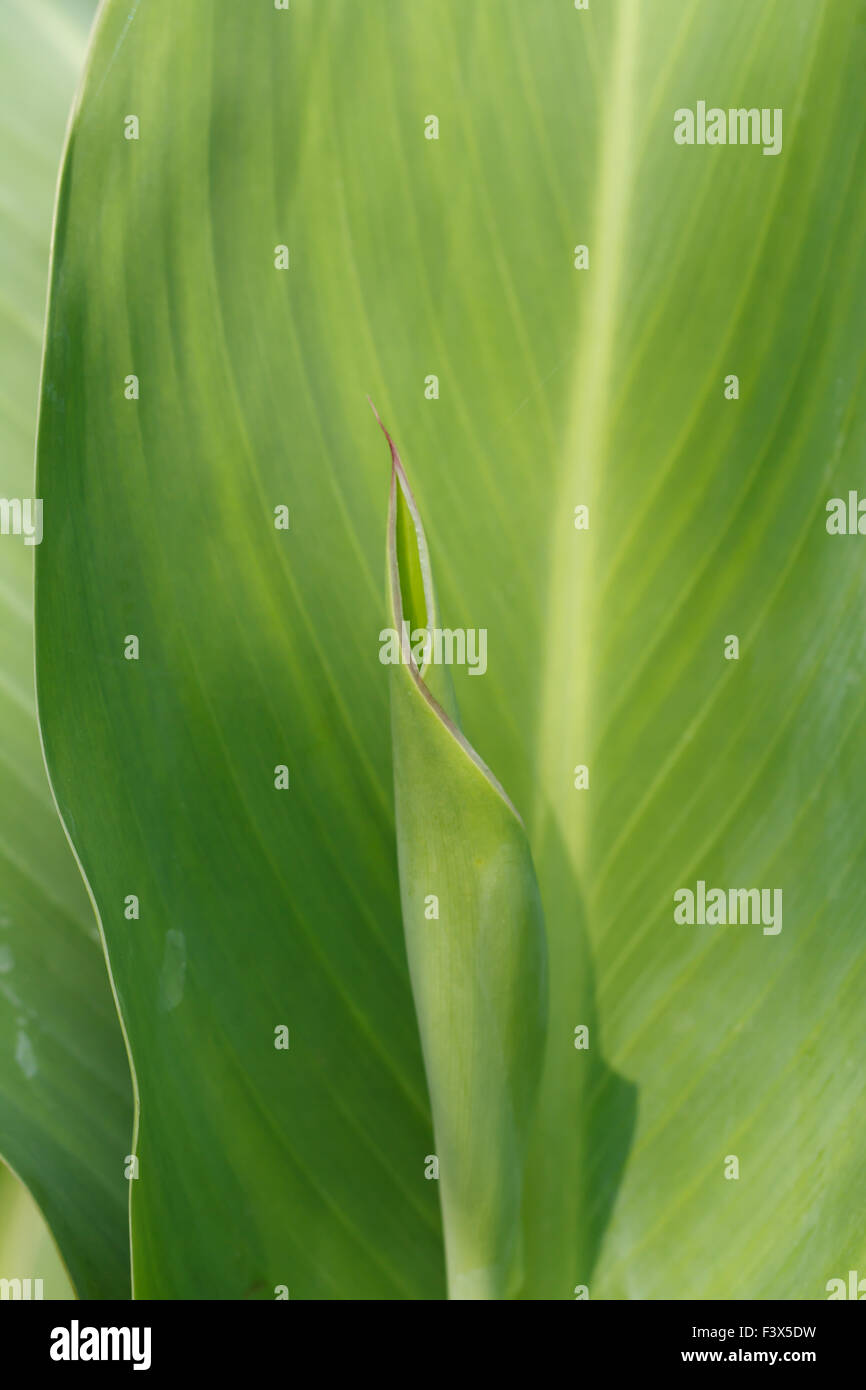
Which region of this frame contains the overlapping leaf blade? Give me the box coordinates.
[0,0,132,1300]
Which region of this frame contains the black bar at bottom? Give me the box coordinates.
[0,1297,862,1375]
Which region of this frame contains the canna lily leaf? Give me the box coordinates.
[34,0,866,1298]
[0,0,131,1300]
[377,408,546,1299]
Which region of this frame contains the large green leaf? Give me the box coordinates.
[0,0,131,1300]
[36,0,866,1297]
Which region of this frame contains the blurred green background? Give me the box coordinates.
[0,1161,73,1298]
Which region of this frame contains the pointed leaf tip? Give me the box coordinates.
[379,419,548,1299]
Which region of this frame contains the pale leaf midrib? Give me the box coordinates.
[533,0,641,875]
